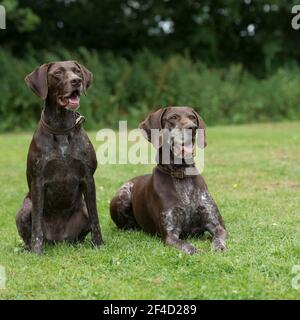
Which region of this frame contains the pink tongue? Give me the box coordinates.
[69,96,80,106]
[183,143,194,154]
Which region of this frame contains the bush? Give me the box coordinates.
[0,48,300,131]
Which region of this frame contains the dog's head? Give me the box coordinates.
[139,106,207,160]
[25,61,93,111]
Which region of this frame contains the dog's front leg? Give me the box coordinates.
[200,191,227,251]
[83,176,103,248]
[165,234,197,255]
[30,177,44,254]
[162,208,197,255]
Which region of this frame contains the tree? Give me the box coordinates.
[0,0,299,75]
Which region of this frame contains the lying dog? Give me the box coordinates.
[16,61,103,254]
[110,106,227,254]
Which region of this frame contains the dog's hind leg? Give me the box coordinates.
[110,181,140,230]
[16,195,32,250]
[65,200,91,243]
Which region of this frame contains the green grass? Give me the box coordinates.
[0,122,299,300]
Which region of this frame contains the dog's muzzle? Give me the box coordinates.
[58,88,82,111]
[170,128,195,159]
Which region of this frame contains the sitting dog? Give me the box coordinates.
[110,106,227,254]
[16,61,103,254]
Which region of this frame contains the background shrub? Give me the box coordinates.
[0,48,300,132]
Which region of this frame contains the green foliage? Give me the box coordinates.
[0,48,300,132]
[1,0,298,74]
[1,0,40,32]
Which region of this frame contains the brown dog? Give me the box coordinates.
[16,61,103,254]
[110,106,227,255]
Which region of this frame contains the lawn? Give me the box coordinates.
[0,121,299,300]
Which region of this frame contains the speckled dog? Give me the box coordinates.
[110,106,227,255]
[16,61,103,254]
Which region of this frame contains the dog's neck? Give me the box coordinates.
[156,146,198,178]
[43,95,76,130]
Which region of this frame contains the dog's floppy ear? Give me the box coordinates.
[74,61,93,94]
[139,108,168,148]
[192,110,207,149]
[25,63,50,100]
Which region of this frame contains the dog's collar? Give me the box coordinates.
[40,110,85,135]
[156,164,199,179]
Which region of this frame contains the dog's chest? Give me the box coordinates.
[56,136,69,157]
[169,178,204,231]
[42,135,86,181]
[53,135,75,158]
[172,178,202,210]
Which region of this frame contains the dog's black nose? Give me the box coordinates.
[71,78,82,86]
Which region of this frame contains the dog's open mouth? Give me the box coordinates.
[172,140,195,159]
[169,129,196,159]
[58,89,81,110]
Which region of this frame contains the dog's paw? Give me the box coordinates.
[31,238,43,255]
[212,239,226,252]
[181,243,197,255]
[31,244,43,255]
[91,236,104,248]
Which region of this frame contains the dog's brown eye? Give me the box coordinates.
[188,115,196,120]
[53,70,62,77]
[74,69,81,74]
[169,115,179,121]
